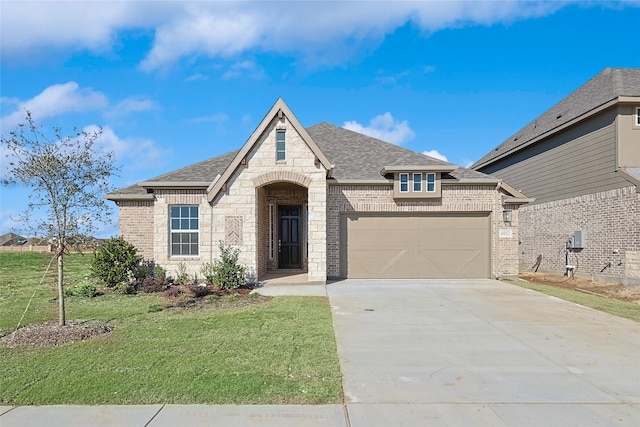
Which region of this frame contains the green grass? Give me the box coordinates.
[505,278,640,323]
[0,253,343,405]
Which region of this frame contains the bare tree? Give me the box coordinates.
[2,112,119,326]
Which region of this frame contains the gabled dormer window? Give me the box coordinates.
[400,173,409,192]
[276,130,286,161]
[426,173,436,192]
[413,173,422,192]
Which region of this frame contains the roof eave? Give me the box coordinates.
[474,97,625,170]
[381,165,457,174]
[327,178,393,185]
[138,181,210,189]
[104,193,155,202]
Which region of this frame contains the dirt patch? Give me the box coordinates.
[519,273,640,304]
[0,320,113,349]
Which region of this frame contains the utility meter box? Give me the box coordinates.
[573,230,586,249]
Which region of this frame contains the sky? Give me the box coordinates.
[1,0,639,238]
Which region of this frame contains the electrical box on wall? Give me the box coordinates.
[573,230,586,249]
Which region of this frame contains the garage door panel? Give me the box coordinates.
[345,214,490,279]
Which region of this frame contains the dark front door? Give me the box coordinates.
[278,205,302,269]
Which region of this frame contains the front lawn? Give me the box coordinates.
[0,252,343,405]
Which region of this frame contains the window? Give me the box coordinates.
[276,130,286,161]
[170,206,199,256]
[399,173,409,192]
[636,107,640,126]
[269,204,275,260]
[413,173,422,192]
[426,173,436,192]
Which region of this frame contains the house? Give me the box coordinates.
[0,232,28,246]
[106,98,530,283]
[472,68,640,285]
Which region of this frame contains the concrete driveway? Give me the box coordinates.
[327,279,640,426]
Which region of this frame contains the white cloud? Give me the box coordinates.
[462,158,475,168]
[106,97,157,119]
[344,112,415,145]
[86,125,168,172]
[1,1,601,71]
[222,60,265,80]
[422,150,449,162]
[1,82,108,131]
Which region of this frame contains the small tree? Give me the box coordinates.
[213,241,246,290]
[1,112,118,326]
[91,237,143,288]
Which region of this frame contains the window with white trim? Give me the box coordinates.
[426,173,436,192]
[636,107,640,126]
[170,206,199,256]
[276,129,286,161]
[399,173,409,192]
[413,173,422,192]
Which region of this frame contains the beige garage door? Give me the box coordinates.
[344,213,490,279]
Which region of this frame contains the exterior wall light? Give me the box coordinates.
[503,209,512,224]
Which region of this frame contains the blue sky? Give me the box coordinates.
[1,0,639,238]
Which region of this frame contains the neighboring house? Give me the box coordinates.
[472,68,640,284]
[0,232,28,246]
[107,98,529,283]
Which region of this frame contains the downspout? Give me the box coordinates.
[210,201,214,264]
[494,182,501,279]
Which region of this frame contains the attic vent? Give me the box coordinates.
[513,136,519,141]
[556,113,562,119]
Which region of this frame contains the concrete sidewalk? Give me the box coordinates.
[0,404,348,427]
[2,279,639,426]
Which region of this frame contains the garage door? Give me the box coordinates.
[343,213,490,279]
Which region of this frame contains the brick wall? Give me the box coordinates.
[119,200,154,260]
[326,184,520,279]
[519,185,640,284]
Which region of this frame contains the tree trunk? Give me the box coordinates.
[57,244,65,326]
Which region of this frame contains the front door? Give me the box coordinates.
[278,205,302,269]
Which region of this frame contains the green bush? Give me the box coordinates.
[153,264,167,284]
[213,241,246,290]
[64,278,99,298]
[114,282,136,295]
[200,262,216,286]
[175,261,190,286]
[91,237,143,287]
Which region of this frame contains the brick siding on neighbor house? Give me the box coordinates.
[519,185,640,284]
[326,184,520,279]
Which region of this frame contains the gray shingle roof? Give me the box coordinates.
[307,122,491,182]
[108,119,495,200]
[472,68,640,169]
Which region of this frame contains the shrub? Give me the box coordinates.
[154,264,167,284]
[64,278,99,298]
[114,282,136,295]
[165,286,182,298]
[213,241,246,290]
[91,238,143,288]
[200,262,216,286]
[137,276,167,293]
[175,261,190,286]
[185,284,211,298]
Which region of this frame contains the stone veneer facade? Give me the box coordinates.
[120,116,328,282]
[518,185,640,284]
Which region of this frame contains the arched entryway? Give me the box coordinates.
[255,174,310,282]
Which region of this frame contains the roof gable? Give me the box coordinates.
[206,98,332,202]
[472,68,640,169]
